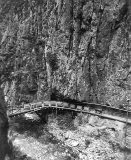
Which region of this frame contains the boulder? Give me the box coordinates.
[78,125,99,136]
[88,115,106,127]
[66,139,79,147]
[24,113,40,121]
[88,116,98,126]
[65,131,73,139]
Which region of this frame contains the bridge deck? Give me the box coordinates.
[8,101,131,125]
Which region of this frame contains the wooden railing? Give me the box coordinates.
[8,101,131,125]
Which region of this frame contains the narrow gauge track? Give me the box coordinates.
[8,101,131,125]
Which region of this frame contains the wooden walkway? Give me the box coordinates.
[8,101,131,125]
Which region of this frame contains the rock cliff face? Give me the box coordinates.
[0,88,9,159]
[0,0,131,107]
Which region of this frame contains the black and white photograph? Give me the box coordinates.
[0,0,131,159]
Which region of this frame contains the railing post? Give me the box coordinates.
[12,105,13,114]
[72,111,74,119]
[124,99,130,150]
[55,102,57,117]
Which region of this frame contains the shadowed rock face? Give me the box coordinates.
[0,88,8,160]
[46,0,131,107]
[0,0,131,108]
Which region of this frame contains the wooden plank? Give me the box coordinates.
[70,104,76,109]
[44,101,50,106]
[50,101,57,107]
[9,107,42,117]
[82,102,131,114]
[57,102,63,107]
[36,102,42,108]
[77,105,82,110]
[63,102,69,108]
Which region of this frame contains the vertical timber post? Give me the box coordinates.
[55,102,57,118]
[71,110,74,119]
[125,99,129,147]
[46,108,49,122]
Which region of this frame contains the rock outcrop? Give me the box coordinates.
[0,0,131,108]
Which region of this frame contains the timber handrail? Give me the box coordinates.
[8,100,131,125]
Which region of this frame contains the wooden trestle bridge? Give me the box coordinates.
[8,100,131,125]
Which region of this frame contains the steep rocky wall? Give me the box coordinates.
[0,88,9,159]
[1,0,131,108]
[48,0,131,108]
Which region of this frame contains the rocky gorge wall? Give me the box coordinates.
[1,0,131,108]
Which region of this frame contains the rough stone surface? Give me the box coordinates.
[1,0,131,109]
